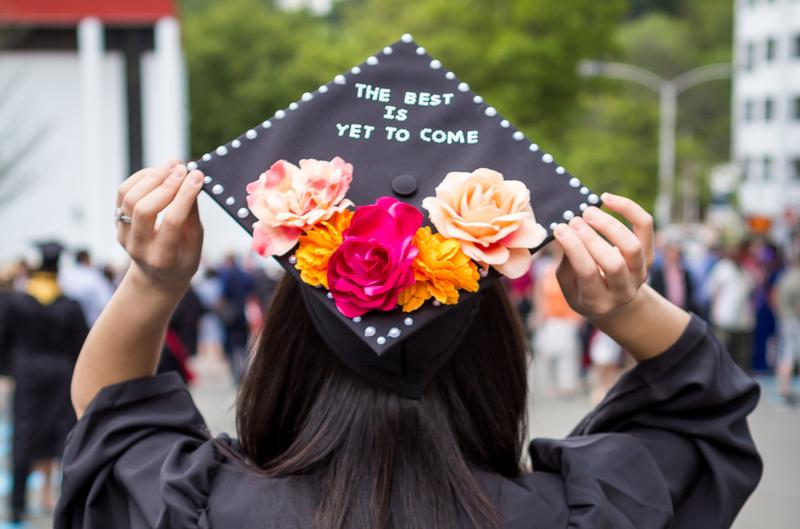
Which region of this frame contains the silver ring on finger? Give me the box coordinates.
[114,207,132,225]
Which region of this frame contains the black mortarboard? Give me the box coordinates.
[190,35,600,398]
[35,240,65,269]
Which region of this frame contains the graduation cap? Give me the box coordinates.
[190,35,600,397]
[35,240,65,270]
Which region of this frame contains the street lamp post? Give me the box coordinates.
[577,60,732,227]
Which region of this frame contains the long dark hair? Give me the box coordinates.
[236,276,529,529]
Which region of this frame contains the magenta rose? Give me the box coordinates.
[327,197,422,318]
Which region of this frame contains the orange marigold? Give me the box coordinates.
[294,209,353,288]
[398,226,480,312]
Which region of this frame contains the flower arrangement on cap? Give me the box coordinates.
[246,157,547,318]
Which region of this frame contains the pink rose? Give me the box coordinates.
[246,157,354,257]
[327,197,422,318]
[422,168,547,279]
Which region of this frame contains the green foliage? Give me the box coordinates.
[180,0,734,221]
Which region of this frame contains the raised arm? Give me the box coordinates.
[553,192,691,360]
[70,161,205,418]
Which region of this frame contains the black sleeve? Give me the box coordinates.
[529,315,762,529]
[54,373,221,529]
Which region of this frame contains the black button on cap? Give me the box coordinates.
[392,174,417,197]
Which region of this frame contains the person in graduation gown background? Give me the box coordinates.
[0,242,88,523]
[55,161,762,529]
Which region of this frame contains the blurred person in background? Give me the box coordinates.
[531,246,584,398]
[195,266,225,360]
[156,286,205,383]
[587,330,625,405]
[706,242,756,371]
[0,242,88,523]
[774,242,800,408]
[650,238,699,314]
[60,249,115,326]
[218,253,255,381]
[752,241,783,373]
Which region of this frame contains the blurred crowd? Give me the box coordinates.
[1,226,800,520]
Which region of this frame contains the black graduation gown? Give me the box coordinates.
[54,315,762,529]
[0,291,88,460]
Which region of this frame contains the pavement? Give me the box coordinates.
[2,353,798,528]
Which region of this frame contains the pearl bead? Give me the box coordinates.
[403,317,414,326]
[365,326,376,337]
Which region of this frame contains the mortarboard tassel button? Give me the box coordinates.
[391,174,417,197]
[365,326,376,337]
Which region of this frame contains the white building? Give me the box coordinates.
[733,0,800,226]
[0,1,252,267]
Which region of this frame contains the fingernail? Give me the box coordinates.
[190,171,203,186]
[570,217,589,231]
[171,165,186,179]
[600,192,612,203]
[554,223,567,236]
[583,206,599,220]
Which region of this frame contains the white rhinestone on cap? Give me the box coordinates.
[458,82,469,92]
[433,300,442,306]
[212,184,224,195]
[416,46,426,55]
[275,110,286,119]
[403,317,414,326]
[529,143,539,152]
[216,146,228,156]
[580,186,589,195]
[430,59,441,69]
[237,208,249,218]
[484,107,497,117]
[388,327,401,338]
[579,203,588,211]
[550,222,559,231]
[225,196,235,206]
[202,153,212,161]
[473,95,483,104]
[513,131,524,141]
[290,102,299,111]
[203,175,212,184]
[365,326,376,337]
[383,46,393,55]
[377,336,387,345]
[351,66,361,74]
[246,129,257,139]
[288,255,297,264]
[542,153,554,163]
[319,85,329,93]
[569,177,580,187]
[563,210,575,221]
[588,194,600,204]
[366,56,378,66]
[401,33,413,43]
[232,139,241,148]
[301,92,313,102]
[334,75,346,85]
[446,71,455,80]
[500,120,510,128]
[352,316,362,323]
[556,166,565,175]
[326,292,333,299]
[187,161,198,171]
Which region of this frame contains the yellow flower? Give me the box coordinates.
[398,227,480,312]
[295,209,353,288]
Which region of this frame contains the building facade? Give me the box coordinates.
[0,0,188,264]
[733,0,800,225]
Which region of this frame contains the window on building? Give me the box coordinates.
[745,42,756,70]
[764,157,774,181]
[766,38,777,62]
[745,100,754,121]
[742,157,752,180]
[792,159,800,181]
[765,97,775,121]
[794,96,800,119]
[794,34,800,57]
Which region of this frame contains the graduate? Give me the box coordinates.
[55,36,761,529]
[0,242,88,523]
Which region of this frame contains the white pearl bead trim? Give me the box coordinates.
[513,131,524,141]
[288,102,298,111]
[430,59,441,69]
[319,85,329,93]
[351,66,361,75]
[187,161,198,171]
[401,33,413,43]
[403,317,414,326]
[484,106,497,117]
[202,153,212,162]
[588,194,600,204]
[288,255,297,264]
[237,208,249,218]
[569,178,580,187]
[352,316,362,323]
[334,75,346,85]
[458,82,469,92]
[203,175,212,184]
[225,196,235,206]
[550,222,559,231]
[246,129,257,139]
[365,326,376,337]
[377,336,387,345]
[275,110,286,119]
[416,47,426,55]
[231,139,241,148]
[542,153,554,163]
[500,120,510,128]
[473,95,483,104]
[529,144,539,152]
[211,184,224,195]
[388,327,401,338]
[301,92,313,102]
[216,146,228,156]
[366,56,378,66]
[446,72,456,80]
[556,166,565,175]
[563,210,574,221]
[383,46,393,55]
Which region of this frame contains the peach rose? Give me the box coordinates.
[246,156,353,257]
[421,168,547,279]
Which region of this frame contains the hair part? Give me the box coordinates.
[236,276,529,529]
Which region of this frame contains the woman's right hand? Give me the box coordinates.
[116,160,205,297]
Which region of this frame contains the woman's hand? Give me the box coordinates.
[553,192,690,361]
[116,160,205,296]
